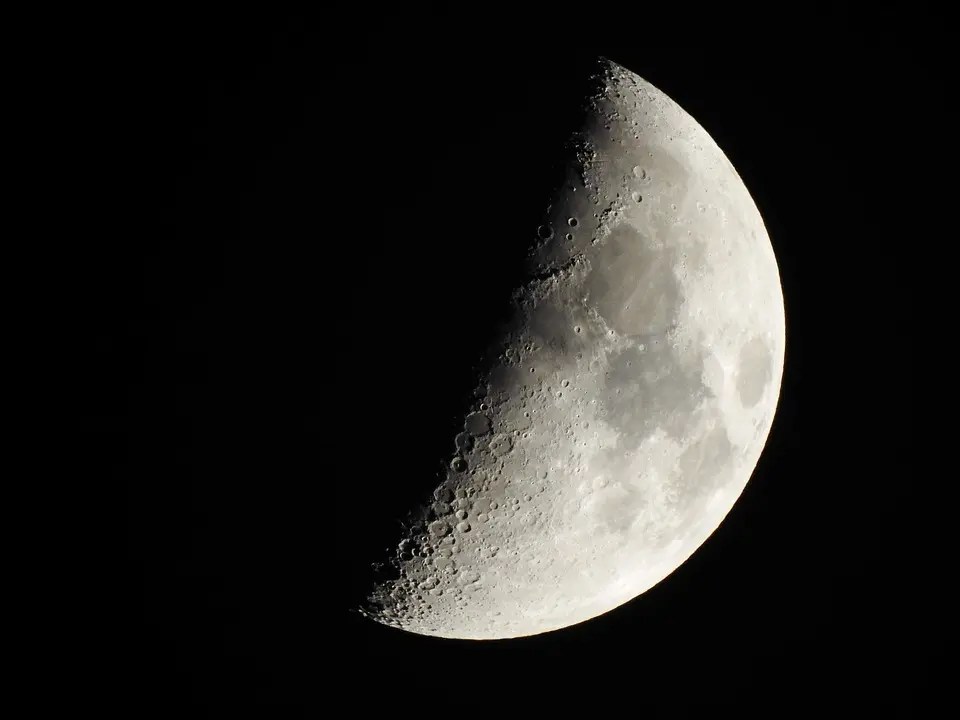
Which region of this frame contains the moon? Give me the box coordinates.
[359,57,785,639]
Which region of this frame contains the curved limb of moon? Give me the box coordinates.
[360,57,785,640]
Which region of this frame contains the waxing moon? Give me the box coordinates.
[360,57,785,639]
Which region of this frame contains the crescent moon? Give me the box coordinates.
[360,57,786,639]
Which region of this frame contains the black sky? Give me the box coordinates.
[107,10,925,714]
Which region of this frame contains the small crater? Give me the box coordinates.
[428,521,451,537]
[457,570,481,586]
[433,486,454,504]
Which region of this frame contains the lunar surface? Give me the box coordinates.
[359,57,785,639]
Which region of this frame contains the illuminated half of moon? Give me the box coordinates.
[360,57,786,640]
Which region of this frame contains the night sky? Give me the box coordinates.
[100,10,924,714]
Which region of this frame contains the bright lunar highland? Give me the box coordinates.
[360,57,786,639]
